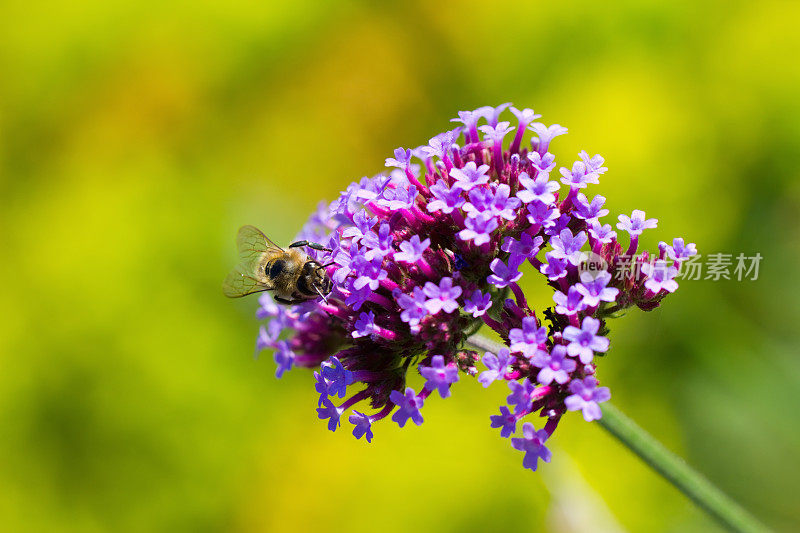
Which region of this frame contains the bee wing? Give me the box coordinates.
[223,263,273,298]
[222,225,282,298]
[236,225,284,261]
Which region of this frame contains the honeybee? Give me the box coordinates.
[223,225,334,304]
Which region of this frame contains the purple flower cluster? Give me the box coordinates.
[251,104,695,471]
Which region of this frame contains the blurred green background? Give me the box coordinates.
[1,1,799,531]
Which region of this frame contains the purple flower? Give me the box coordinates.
[316,398,343,431]
[502,233,544,258]
[256,324,276,352]
[428,179,466,214]
[232,103,694,474]
[321,356,355,398]
[458,213,499,246]
[331,247,356,285]
[573,193,609,221]
[488,184,522,220]
[563,317,610,364]
[544,213,571,237]
[395,234,431,264]
[352,310,378,338]
[529,123,568,155]
[642,260,680,293]
[576,271,619,307]
[450,161,490,191]
[344,285,373,311]
[423,277,463,314]
[341,210,377,244]
[552,285,587,316]
[463,187,492,218]
[385,147,413,169]
[351,256,388,291]
[390,387,424,427]
[273,340,295,378]
[451,109,484,141]
[463,289,492,318]
[396,287,429,327]
[478,348,514,387]
[422,128,461,160]
[511,423,552,471]
[488,253,525,288]
[256,292,280,319]
[507,378,537,414]
[480,121,515,169]
[662,238,697,262]
[559,161,599,189]
[490,405,517,438]
[362,222,394,261]
[526,201,560,227]
[314,371,329,406]
[527,151,556,174]
[420,355,460,398]
[579,151,607,176]
[616,210,658,236]
[478,102,512,126]
[531,345,576,385]
[479,121,515,144]
[510,106,541,127]
[349,411,374,442]
[564,376,611,422]
[376,184,418,211]
[509,316,548,359]
[550,229,588,266]
[517,171,559,205]
[588,221,617,244]
[539,252,568,280]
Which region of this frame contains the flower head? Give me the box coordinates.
[232,103,694,470]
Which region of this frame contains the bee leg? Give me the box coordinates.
[274,296,297,305]
[289,240,333,252]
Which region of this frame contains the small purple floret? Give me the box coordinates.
[530,345,576,385]
[478,348,514,388]
[509,317,548,359]
[463,289,492,317]
[420,355,460,398]
[390,387,425,427]
[490,405,518,438]
[349,411,374,442]
[562,317,610,364]
[511,423,552,471]
[564,376,611,422]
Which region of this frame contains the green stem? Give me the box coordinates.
[465,334,770,533]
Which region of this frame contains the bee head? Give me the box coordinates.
[302,261,333,297]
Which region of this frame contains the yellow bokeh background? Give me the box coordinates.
[1,1,798,531]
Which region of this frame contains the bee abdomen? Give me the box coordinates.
[267,259,286,279]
